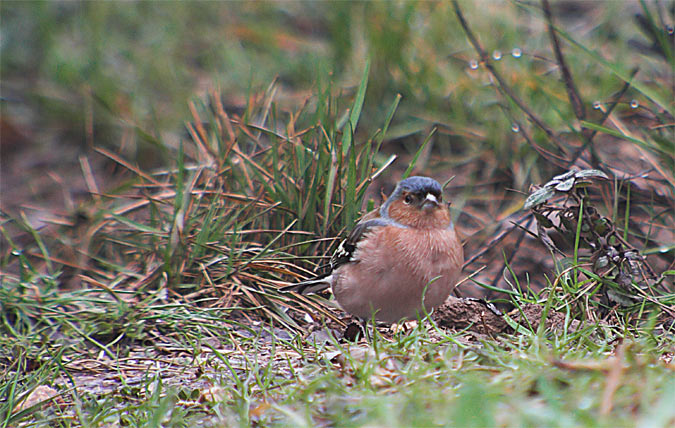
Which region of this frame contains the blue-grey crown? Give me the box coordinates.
[381,176,443,216]
[396,176,442,195]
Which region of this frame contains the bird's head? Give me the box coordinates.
[381,176,452,229]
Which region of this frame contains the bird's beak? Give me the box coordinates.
[421,193,439,210]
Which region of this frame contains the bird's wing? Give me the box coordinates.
[329,217,393,270]
[278,272,332,294]
[280,217,393,296]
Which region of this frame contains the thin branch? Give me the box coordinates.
[568,69,639,167]
[542,0,587,131]
[452,0,569,157]
[463,212,533,269]
[489,215,534,289]
[496,104,569,169]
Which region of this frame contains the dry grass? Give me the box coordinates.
[1,1,673,426]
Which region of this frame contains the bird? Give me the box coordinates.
[281,176,464,333]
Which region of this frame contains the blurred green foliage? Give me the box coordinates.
[4,1,671,173]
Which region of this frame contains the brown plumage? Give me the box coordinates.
[281,176,464,325]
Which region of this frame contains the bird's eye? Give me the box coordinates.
[403,194,413,204]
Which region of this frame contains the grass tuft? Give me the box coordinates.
[1,2,673,426]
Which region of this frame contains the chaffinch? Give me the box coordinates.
[282,176,464,328]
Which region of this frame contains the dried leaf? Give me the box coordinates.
[537,222,558,254]
[249,401,271,419]
[616,271,633,291]
[593,217,611,235]
[524,186,555,209]
[594,255,609,272]
[200,385,230,403]
[606,287,638,306]
[554,177,576,192]
[533,211,554,228]
[551,170,576,182]
[13,385,60,413]
[574,169,609,180]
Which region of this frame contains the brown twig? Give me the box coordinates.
[452,0,569,157]
[542,0,587,132]
[568,69,639,167]
[496,105,569,169]
[489,215,534,289]
[462,213,531,269]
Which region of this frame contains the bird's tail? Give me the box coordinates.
[278,273,332,295]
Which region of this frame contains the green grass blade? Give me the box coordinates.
[340,58,370,154]
[581,121,672,157]
[556,27,673,116]
[403,127,436,179]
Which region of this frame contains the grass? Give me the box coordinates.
[1,1,674,427]
[5,316,673,427]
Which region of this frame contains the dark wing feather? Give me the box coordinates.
[330,217,391,270]
[280,217,392,296]
[278,273,332,294]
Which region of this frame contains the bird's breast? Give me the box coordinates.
[332,225,463,323]
[386,227,462,279]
